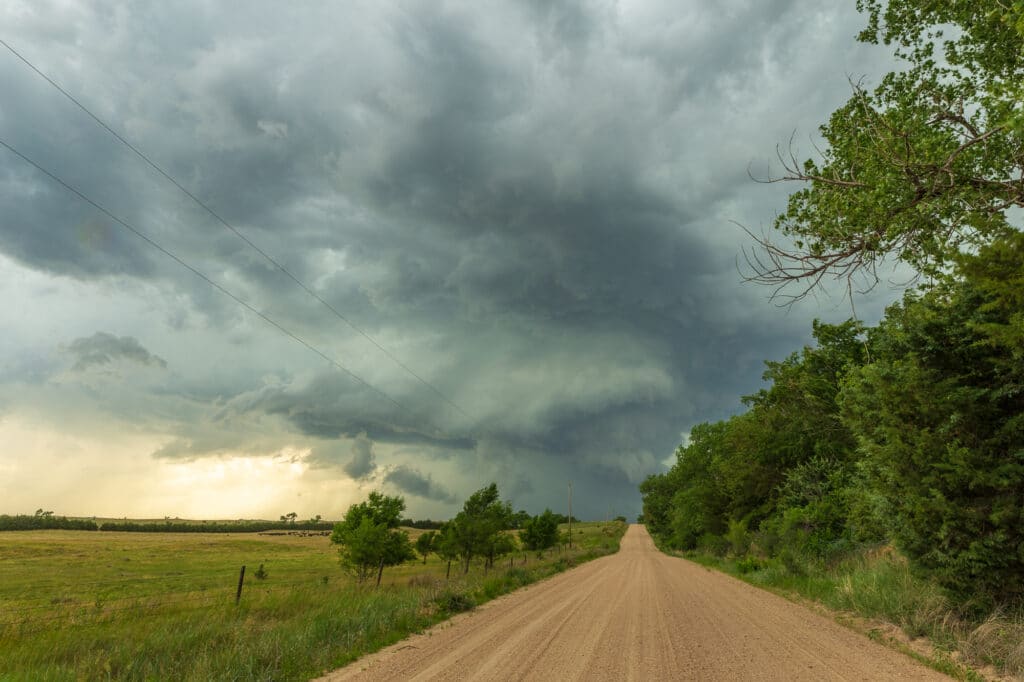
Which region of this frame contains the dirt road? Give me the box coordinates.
[317,525,947,681]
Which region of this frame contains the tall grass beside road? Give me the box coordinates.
[682,547,1024,681]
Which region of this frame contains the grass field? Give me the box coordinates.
[0,521,626,681]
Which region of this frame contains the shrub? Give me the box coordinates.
[725,519,750,557]
[779,549,807,576]
[698,533,729,557]
[432,590,475,614]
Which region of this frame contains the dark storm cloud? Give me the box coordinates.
[66,332,167,372]
[307,435,378,479]
[0,1,899,518]
[343,436,376,479]
[384,464,457,503]
[214,372,476,451]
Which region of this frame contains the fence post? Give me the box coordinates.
[235,565,246,605]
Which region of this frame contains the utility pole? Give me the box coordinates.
[568,480,573,550]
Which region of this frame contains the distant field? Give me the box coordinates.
[0,521,626,681]
[0,529,340,611]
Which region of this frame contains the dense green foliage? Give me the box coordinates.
[330,492,415,584]
[749,0,1023,299]
[678,0,1024,613]
[447,483,517,572]
[520,509,560,553]
[841,235,1024,603]
[645,236,1024,607]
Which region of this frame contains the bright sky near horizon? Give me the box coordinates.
[1,1,904,521]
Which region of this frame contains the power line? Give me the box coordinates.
[0,137,413,416]
[0,38,472,422]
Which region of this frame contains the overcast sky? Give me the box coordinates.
[0,1,903,521]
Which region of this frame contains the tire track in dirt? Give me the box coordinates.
[316,525,949,681]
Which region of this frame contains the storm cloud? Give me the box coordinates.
[384,465,457,504]
[0,1,903,519]
[66,332,167,372]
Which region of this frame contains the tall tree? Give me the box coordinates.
[450,483,513,573]
[840,242,1024,605]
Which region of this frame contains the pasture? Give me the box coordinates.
[0,521,625,681]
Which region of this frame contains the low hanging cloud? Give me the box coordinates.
[344,436,377,479]
[384,464,456,503]
[66,332,167,372]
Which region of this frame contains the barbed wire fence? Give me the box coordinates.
[0,538,606,633]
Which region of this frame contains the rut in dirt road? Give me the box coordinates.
[316,524,948,681]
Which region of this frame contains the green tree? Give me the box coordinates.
[450,483,513,573]
[511,509,531,529]
[486,532,518,570]
[747,0,1023,300]
[435,523,461,579]
[840,246,1024,605]
[415,530,437,565]
[330,492,414,585]
[641,322,867,556]
[520,509,560,554]
[665,421,731,550]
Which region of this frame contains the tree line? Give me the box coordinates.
[644,235,1024,608]
[0,513,334,533]
[330,484,566,586]
[0,510,99,531]
[645,0,1024,611]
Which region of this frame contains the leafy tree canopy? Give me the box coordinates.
[747,0,1023,300]
[520,509,560,553]
[331,491,414,583]
[450,483,513,572]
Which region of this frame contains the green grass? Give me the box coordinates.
[0,521,627,681]
[680,547,1023,681]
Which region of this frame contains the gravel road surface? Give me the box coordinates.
[316,524,948,681]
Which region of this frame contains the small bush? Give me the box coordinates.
[726,519,750,557]
[433,590,474,615]
[698,533,729,557]
[505,568,530,586]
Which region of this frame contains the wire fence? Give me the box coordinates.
[0,548,579,633]
[0,560,378,630]
[1,524,625,635]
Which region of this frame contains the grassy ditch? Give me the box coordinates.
[679,547,1024,681]
[0,520,626,681]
